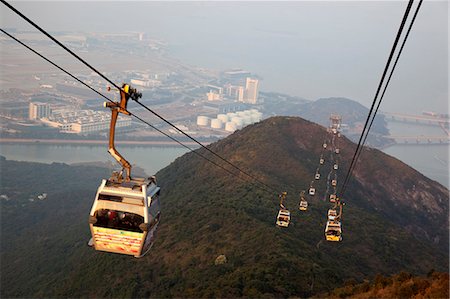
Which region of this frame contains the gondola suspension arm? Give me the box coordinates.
[104,84,142,182]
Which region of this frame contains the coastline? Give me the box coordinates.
[0,138,207,147]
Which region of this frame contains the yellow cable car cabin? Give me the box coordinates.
[325,220,342,242]
[88,177,161,258]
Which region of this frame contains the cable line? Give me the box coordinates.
[343,0,425,195]
[2,0,279,195]
[339,0,415,196]
[0,29,276,196]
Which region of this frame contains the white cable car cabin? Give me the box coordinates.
[315,173,320,180]
[325,220,342,242]
[276,192,290,227]
[299,200,308,211]
[333,164,338,170]
[276,209,291,227]
[323,143,327,149]
[331,179,337,186]
[309,187,316,196]
[329,194,337,203]
[89,177,160,257]
[319,158,324,165]
[88,84,161,258]
[335,148,340,154]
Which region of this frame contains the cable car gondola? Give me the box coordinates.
[276,192,290,227]
[88,84,161,258]
[298,191,308,211]
[333,164,338,170]
[315,173,320,180]
[329,194,337,203]
[325,220,342,241]
[331,179,337,187]
[309,187,316,196]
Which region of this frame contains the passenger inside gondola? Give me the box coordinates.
[94,209,144,232]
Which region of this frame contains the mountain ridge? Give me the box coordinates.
[1,116,448,298]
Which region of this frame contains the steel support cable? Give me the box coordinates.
[0,28,275,195]
[132,100,279,193]
[339,0,415,196]
[341,0,424,196]
[2,0,280,195]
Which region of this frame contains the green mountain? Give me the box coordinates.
[1,116,448,298]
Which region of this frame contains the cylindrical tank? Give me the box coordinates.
[197,116,209,126]
[225,122,237,132]
[217,114,228,123]
[210,119,223,129]
[226,112,237,118]
[231,116,243,128]
[242,116,253,125]
[236,111,247,117]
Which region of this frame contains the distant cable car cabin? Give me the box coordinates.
[299,200,308,211]
[333,164,338,170]
[325,220,342,242]
[331,179,337,186]
[309,187,316,196]
[327,209,337,221]
[319,158,324,165]
[315,173,320,180]
[299,191,308,211]
[323,143,327,149]
[329,194,337,203]
[325,200,343,242]
[88,84,161,258]
[276,192,290,227]
[335,148,340,154]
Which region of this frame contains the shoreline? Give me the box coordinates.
[0,138,208,147]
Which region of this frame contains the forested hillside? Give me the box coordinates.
[1,116,448,298]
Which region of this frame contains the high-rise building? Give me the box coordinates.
[244,78,259,104]
[29,102,51,120]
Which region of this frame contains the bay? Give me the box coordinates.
[0,143,190,176]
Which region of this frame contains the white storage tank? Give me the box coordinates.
[217,114,228,123]
[242,116,253,125]
[197,116,209,126]
[225,122,237,132]
[226,112,237,118]
[211,119,223,129]
[231,116,243,128]
[236,111,247,117]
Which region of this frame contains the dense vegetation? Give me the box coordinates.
[326,271,449,298]
[1,116,448,298]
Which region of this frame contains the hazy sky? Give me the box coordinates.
[1,1,448,114]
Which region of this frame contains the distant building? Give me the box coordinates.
[130,79,161,88]
[41,109,131,134]
[225,84,244,102]
[243,78,259,104]
[206,91,222,101]
[203,100,248,114]
[29,102,51,120]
